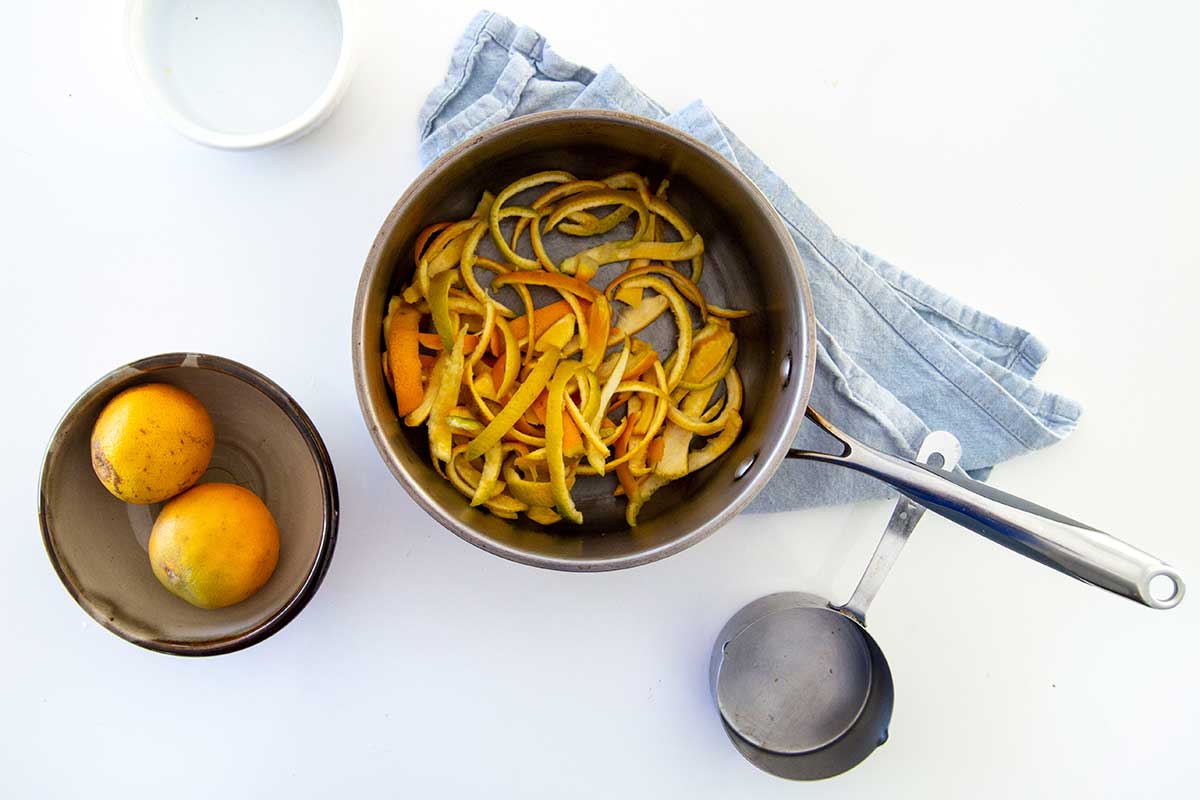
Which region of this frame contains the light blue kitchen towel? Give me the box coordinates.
[418,11,1082,511]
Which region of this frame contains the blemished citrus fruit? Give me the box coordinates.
[148,482,280,609]
[90,383,214,504]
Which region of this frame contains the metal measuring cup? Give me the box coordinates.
[700,424,1180,782]
[710,431,1064,779]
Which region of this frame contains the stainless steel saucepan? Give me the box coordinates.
[351,109,1182,611]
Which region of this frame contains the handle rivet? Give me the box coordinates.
[734,453,758,481]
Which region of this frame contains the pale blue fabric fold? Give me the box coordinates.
[418,11,1082,511]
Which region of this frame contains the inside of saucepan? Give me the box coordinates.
[41,360,330,649]
[360,114,809,568]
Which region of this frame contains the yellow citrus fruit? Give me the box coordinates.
[148,482,280,609]
[90,383,214,504]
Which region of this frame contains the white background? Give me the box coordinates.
[5,1,1199,797]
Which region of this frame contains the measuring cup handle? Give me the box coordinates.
[789,410,1184,610]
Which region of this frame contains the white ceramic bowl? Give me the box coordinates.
[125,0,356,150]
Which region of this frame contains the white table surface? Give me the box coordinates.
[6,2,1199,797]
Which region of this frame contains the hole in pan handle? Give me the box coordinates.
[788,408,1185,610]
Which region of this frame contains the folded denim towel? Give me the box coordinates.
[417,11,1082,512]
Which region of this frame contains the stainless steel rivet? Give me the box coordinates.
[734,453,758,480]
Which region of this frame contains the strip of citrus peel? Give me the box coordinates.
[598,417,622,439]
[601,361,670,472]
[597,338,651,382]
[493,317,521,400]
[423,217,478,263]
[404,347,446,427]
[531,389,582,457]
[543,189,647,239]
[415,333,482,352]
[563,233,703,282]
[465,347,560,461]
[685,411,743,473]
[448,448,525,518]
[527,214,556,272]
[630,446,653,478]
[534,313,576,353]
[510,180,607,262]
[578,343,628,472]
[678,324,734,382]
[708,304,752,320]
[490,271,600,302]
[470,444,504,507]
[701,395,724,422]
[606,262,731,322]
[511,189,600,248]
[428,328,468,463]
[582,296,611,371]
[554,172,647,237]
[626,473,664,526]
[558,205,635,237]
[578,369,601,422]
[565,393,609,473]
[553,174,646,237]
[490,171,575,270]
[455,461,507,505]
[592,337,630,430]
[634,391,657,436]
[656,381,716,480]
[647,436,665,465]
[546,360,584,523]
[490,299,581,357]
[530,179,608,214]
[460,300,496,416]
[614,410,640,505]
[666,368,743,436]
[474,256,532,329]
[428,270,458,349]
[608,295,669,344]
[502,466,552,507]
[614,204,657,307]
[614,283,643,308]
[617,276,692,390]
[447,415,484,434]
[524,507,562,525]
[458,224,517,320]
[645,192,704,282]
[426,233,469,277]
[421,295,486,316]
[555,291,590,358]
[414,221,452,267]
[602,171,650,195]
[678,337,738,392]
[385,299,424,415]
[414,218,477,298]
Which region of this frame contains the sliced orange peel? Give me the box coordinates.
[381,173,749,527]
[384,298,424,415]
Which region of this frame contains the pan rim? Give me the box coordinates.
[352,108,816,571]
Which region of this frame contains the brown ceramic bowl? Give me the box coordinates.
[39,353,338,656]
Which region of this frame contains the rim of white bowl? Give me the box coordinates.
[123,0,357,151]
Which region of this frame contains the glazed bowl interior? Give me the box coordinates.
[40,354,337,655]
[354,111,811,570]
[125,0,356,149]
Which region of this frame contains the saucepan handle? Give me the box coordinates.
[788,409,1184,610]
